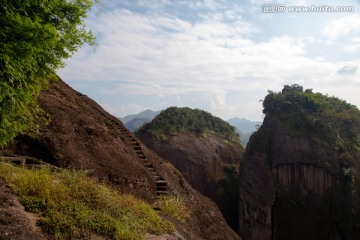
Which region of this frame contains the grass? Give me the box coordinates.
[0,163,174,240]
[156,196,190,222]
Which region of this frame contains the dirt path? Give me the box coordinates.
[0,177,48,240]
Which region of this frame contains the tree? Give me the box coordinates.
[136,107,241,144]
[262,84,360,149]
[0,0,99,146]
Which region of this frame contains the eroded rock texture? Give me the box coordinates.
[239,116,360,240]
[139,131,244,230]
[1,78,241,240]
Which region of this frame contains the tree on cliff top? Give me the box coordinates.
[0,0,98,146]
[136,106,241,144]
[263,84,360,149]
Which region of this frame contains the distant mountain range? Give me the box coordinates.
[226,117,262,134]
[226,118,262,145]
[121,110,262,145]
[120,109,161,132]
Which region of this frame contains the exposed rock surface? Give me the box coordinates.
[1,78,240,240]
[239,115,360,240]
[0,177,48,240]
[138,131,244,230]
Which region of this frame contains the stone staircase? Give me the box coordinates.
[90,106,169,198]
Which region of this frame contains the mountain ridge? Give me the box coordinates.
[122,109,260,145]
[1,78,241,240]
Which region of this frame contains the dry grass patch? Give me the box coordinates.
[0,163,174,240]
[156,196,190,222]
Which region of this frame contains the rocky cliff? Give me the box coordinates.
[1,78,241,240]
[238,85,360,240]
[137,108,244,230]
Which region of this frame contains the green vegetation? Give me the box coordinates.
[156,196,190,222]
[0,163,174,240]
[264,84,360,238]
[136,107,241,144]
[216,165,240,229]
[0,0,98,146]
[263,84,360,149]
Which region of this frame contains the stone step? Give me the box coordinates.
[151,171,160,175]
[144,162,153,168]
[156,180,167,186]
[156,191,168,196]
[157,185,168,191]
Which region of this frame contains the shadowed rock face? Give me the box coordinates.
[276,163,338,195]
[1,78,241,240]
[239,116,360,240]
[138,131,244,231]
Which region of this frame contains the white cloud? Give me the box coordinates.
[138,0,171,9]
[323,15,360,39]
[196,0,222,10]
[59,2,360,120]
[344,37,360,52]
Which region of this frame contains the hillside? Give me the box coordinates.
[239,84,360,240]
[136,107,244,231]
[0,163,174,240]
[0,78,241,240]
[0,176,48,239]
[137,107,241,144]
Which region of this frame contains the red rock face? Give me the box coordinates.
[276,163,338,195]
[138,130,244,230]
[1,78,241,240]
[239,115,360,240]
[139,132,242,193]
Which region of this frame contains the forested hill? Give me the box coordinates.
[263,84,360,149]
[136,107,241,144]
[239,84,360,239]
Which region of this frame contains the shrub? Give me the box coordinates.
[156,196,190,222]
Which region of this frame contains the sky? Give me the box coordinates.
[58,0,360,121]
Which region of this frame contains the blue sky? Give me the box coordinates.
[58,0,360,121]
